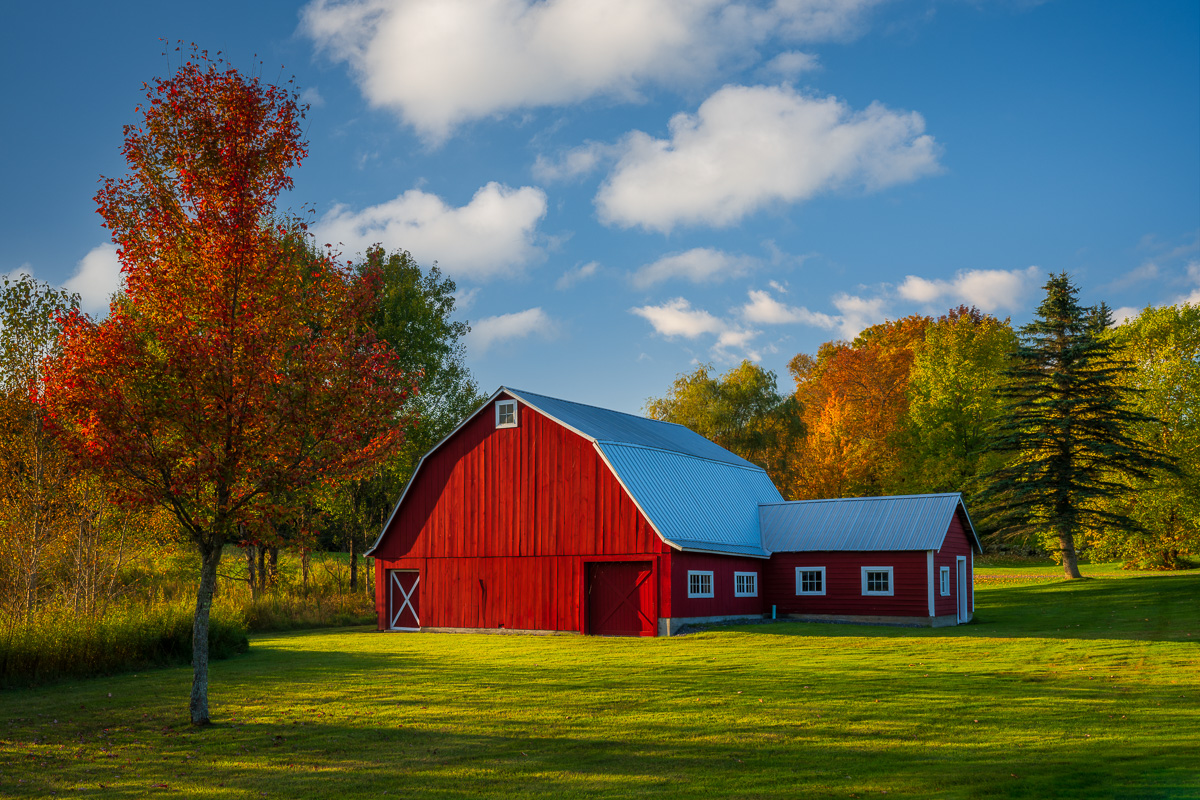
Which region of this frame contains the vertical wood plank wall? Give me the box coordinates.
[373,395,670,632]
[934,510,975,617]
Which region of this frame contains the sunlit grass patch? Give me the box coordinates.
[1,569,1197,799]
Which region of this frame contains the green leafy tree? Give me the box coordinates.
[1090,304,1200,568]
[0,275,79,615]
[978,273,1170,578]
[901,306,1017,495]
[646,361,804,488]
[332,246,483,589]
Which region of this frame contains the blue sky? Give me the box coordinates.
[3,0,1197,414]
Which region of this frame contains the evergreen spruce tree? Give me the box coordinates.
[979,273,1169,578]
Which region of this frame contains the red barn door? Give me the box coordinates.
[586,561,656,636]
[388,570,421,630]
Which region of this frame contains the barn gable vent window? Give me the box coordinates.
[687,570,714,598]
[940,566,950,596]
[861,567,894,596]
[796,567,826,595]
[733,572,758,597]
[495,400,518,428]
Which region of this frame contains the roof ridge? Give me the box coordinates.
[759,492,961,507]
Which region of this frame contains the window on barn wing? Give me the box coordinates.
[861,567,894,596]
[495,400,518,428]
[940,566,950,596]
[733,572,758,597]
[687,570,714,598]
[796,567,826,595]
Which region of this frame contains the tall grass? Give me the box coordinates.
[0,546,375,688]
[0,600,247,689]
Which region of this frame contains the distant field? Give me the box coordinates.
[1,564,1197,799]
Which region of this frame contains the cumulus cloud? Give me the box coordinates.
[763,50,820,77]
[630,297,760,360]
[466,307,557,354]
[533,141,617,183]
[311,182,547,280]
[556,261,600,290]
[632,248,757,289]
[741,289,837,328]
[64,243,123,316]
[831,292,887,339]
[301,0,883,141]
[595,84,940,232]
[896,266,1041,314]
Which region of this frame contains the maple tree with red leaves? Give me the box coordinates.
[40,49,416,725]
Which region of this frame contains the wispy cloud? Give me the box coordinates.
[466,307,557,354]
[896,266,1041,314]
[632,248,757,289]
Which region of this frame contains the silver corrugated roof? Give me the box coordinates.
[505,388,755,468]
[759,493,981,553]
[598,443,783,558]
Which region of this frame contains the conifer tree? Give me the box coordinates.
[978,273,1169,578]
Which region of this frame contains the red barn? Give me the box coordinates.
[368,388,981,635]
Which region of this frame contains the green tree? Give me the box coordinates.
[1091,304,1200,568]
[646,361,804,488]
[333,246,483,589]
[0,275,79,616]
[978,273,1169,578]
[901,306,1017,495]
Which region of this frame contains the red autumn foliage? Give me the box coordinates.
[39,48,415,724]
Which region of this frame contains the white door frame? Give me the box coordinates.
[389,569,420,631]
[956,556,968,623]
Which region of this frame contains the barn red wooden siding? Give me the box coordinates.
[372,394,670,632]
[934,509,974,617]
[668,551,766,618]
[763,551,931,617]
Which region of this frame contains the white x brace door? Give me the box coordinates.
[389,570,420,630]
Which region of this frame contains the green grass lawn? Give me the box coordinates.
[2,565,1197,799]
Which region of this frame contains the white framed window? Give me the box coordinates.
[733,572,758,597]
[940,566,950,596]
[861,566,894,597]
[687,570,714,598]
[796,567,826,596]
[495,400,518,428]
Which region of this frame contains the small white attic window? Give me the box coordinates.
[495,400,518,428]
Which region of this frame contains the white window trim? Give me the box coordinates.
[940,566,951,596]
[687,570,714,599]
[733,572,758,598]
[495,400,518,429]
[861,566,895,597]
[795,567,827,596]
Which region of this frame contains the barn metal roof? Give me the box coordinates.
[504,388,756,468]
[505,388,780,558]
[759,493,982,553]
[598,444,782,557]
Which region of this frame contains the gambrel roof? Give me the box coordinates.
[367,387,782,558]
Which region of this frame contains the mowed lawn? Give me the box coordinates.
[2,567,1197,799]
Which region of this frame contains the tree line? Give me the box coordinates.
[647,284,1198,577]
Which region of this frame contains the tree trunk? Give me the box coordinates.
[1059,530,1083,579]
[246,544,258,599]
[301,548,310,592]
[257,546,267,593]
[190,540,224,726]
[349,531,358,592]
[267,546,278,588]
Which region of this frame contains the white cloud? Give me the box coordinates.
[1111,306,1141,325]
[595,84,941,232]
[299,87,326,108]
[556,261,600,290]
[630,296,760,360]
[741,289,837,328]
[533,141,616,182]
[302,0,884,141]
[896,266,1041,314]
[763,50,820,78]
[831,292,886,339]
[466,307,557,354]
[632,248,757,289]
[453,286,480,313]
[64,243,122,316]
[312,182,547,280]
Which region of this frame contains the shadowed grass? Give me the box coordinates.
[0,567,1196,798]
